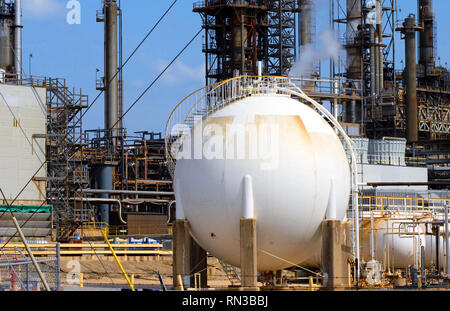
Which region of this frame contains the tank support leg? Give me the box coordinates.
[173,219,208,290]
[322,220,351,290]
[240,217,259,290]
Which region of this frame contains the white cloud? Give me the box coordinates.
[154,59,205,85]
[23,0,65,20]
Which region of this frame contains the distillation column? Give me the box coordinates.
[104,0,119,139]
[418,0,435,77]
[398,15,420,143]
[95,0,120,224]
[344,0,362,123]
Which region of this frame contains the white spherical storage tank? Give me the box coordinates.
[173,94,351,271]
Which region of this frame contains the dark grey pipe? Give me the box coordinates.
[104,0,119,142]
[95,165,113,224]
[402,15,419,142]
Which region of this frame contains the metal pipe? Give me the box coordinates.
[445,204,449,276]
[299,0,312,48]
[14,0,22,81]
[371,27,379,100]
[241,14,245,75]
[346,0,362,80]
[82,188,174,196]
[104,0,119,142]
[418,0,435,71]
[370,211,374,260]
[403,15,419,142]
[434,224,440,274]
[72,197,126,224]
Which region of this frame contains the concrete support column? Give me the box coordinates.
[172,219,191,290]
[189,238,208,289]
[322,178,350,290]
[172,219,208,290]
[240,175,259,290]
[322,220,351,290]
[240,218,258,289]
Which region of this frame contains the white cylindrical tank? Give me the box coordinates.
[360,219,446,269]
[174,94,351,271]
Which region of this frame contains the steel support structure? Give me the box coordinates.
[267,0,299,76]
[194,0,300,85]
[332,0,396,132]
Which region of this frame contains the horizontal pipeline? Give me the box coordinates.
[81,189,174,196]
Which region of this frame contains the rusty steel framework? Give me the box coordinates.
[267,0,299,76]
[332,0,396,127]
[331,0,449,146]
[194,0,300,85]
[81,129,174,225]
[18,75,90,241]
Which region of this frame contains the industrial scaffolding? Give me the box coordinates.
[194,0,300,85]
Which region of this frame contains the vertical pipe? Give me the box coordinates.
[345,0,362,80]
[96,165,112,225]
[241,14,245,75]
[14,0,22,81]
[376,0,383,95]
[445,204,449,276]
[370,211,374,260]
[418,0,435,73]
[435,224,440,274]
[104,0,119,142]
[56,242,61,291]
[402,16,419,143]
[333,78,338,120]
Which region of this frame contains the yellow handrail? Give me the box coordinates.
[101,229,135,291]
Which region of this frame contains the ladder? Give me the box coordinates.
[218,260,241,286]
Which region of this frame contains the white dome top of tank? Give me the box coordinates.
[174,93,351,271]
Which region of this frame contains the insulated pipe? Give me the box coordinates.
[14,0,22,81]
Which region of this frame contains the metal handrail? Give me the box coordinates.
[358,195,450,217]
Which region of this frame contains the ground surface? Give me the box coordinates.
[59,256,233,291]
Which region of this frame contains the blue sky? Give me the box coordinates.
[22,0,450,135]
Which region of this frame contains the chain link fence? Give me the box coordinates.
[0,244,60,291]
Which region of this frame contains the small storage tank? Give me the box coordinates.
[173,93,351,271]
